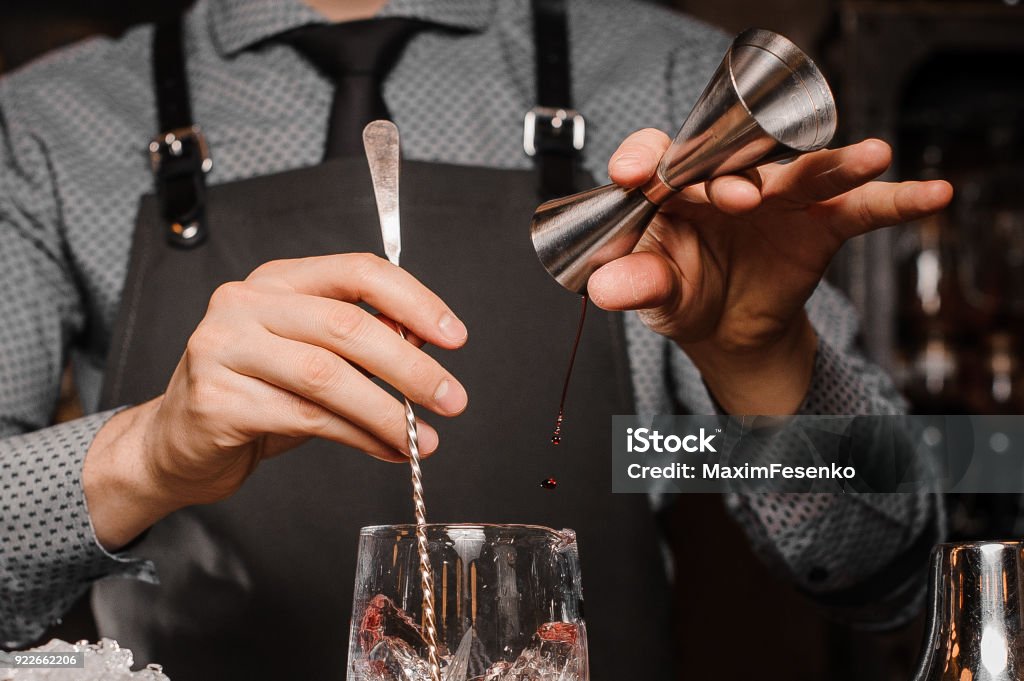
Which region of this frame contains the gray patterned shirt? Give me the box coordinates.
[0,0,938,646]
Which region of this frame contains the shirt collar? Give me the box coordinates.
[209,0,496,56]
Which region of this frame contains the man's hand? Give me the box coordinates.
[84,254,469,550]
[588,129,953,414]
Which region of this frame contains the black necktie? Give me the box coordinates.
[283,18,425,159]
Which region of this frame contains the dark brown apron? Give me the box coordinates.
[93,12,673,681]
[94,158,673,680]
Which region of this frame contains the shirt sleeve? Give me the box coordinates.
[1,413,159,648]
[0,95,155,648]
[669,281,943,629]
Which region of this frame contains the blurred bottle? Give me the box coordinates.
[897,209,975,412]
[902,332,969,414]
[897,216,959,343]
[964,331,1023,413]
[957,185,1024,331]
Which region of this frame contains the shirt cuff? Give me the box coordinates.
[798,337,903,416]
[692,338,872,417]
[1,409,156,647]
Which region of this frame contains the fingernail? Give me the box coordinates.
[613,153,642,171]
[417,422,439,454]
[438,313,468,342]
[433,378,467,415]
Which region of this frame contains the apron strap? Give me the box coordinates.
[149,4,580,233]
[526,0,584,200]
[149,17,212,249]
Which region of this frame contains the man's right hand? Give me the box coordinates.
[83,253,469,550]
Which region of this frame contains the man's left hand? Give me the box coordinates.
[588,129,953,414]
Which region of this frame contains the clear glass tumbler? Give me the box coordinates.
[346,524,588,681]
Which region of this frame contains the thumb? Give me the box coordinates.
[608,128,671,188]
[587,251,679,311]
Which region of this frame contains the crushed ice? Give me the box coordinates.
[0,639,169,681]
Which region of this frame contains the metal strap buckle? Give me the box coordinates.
[523,107,585,157]
[148,125,213,175]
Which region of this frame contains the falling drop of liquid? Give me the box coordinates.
[542,296,588,491]
[550,411,564,445]
[550,295,588,445]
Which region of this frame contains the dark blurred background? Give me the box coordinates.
[2,0,1023,679]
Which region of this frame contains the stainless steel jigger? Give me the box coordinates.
[530,28,838,293]
[913,541,1024,680]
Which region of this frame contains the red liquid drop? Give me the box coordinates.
[538,621,579,644]
[550,410,564,445]
[540,477,558,489]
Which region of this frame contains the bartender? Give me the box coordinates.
[0,0,951,678]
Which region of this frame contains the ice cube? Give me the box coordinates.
[359,595,447,657]
[481,661,511,681]
[363,637,434,681]
[491,623,585,681]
